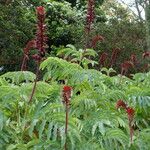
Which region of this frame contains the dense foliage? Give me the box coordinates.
[0,58,150,149]
[0,0,35,72]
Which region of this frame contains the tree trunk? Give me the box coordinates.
[145,2,150,51]
[135,0,143,22]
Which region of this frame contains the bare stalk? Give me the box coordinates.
[64,103,69,150]
[28,63,40,103]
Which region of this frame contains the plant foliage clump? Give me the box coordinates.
[0,57,150,149]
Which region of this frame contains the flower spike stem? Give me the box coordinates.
[21,55,27,71]
[129,121,134,144]
[64,102,69,150]
[27,6,47,103]
[28,64,40,103]
[116,100,135,143]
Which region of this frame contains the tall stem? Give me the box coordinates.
[128,119,133,144]
[28,63,40,103]
[64,103,68,150]
[21,55,27,71]
[119,68,124,85]
[145,2,150,51]
[80,0,95,65]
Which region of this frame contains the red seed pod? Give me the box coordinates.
[116,100,127,110]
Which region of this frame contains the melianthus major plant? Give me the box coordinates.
[21,6,47,103]
[0,58,150,150]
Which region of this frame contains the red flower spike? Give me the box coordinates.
[116,102,135,143]
[63,85,72,150]
[121,60,134,75]
[35,6,47,58]
[126,107,134,120]
[85,0,95,33]
[142,51,150,59]
[142,63,150,72]
[110,48,120,67]
[91,35,104,48]
[63,85,72,92]
[32,54,42,62]
[36,6,45,16]
[23,40,36,55]
[130,54,137,64]
[99,52,108,67]
[22,6,47,71]
[116,100,127,110]
[21,40,36,71]
[63,85,72,105]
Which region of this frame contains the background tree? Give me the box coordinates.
[0,0,36,73]
[119,0,150,51]
[0,0,149,74]
[93,0,146,72]
[136,0,150,51]
[0,0,105,74]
